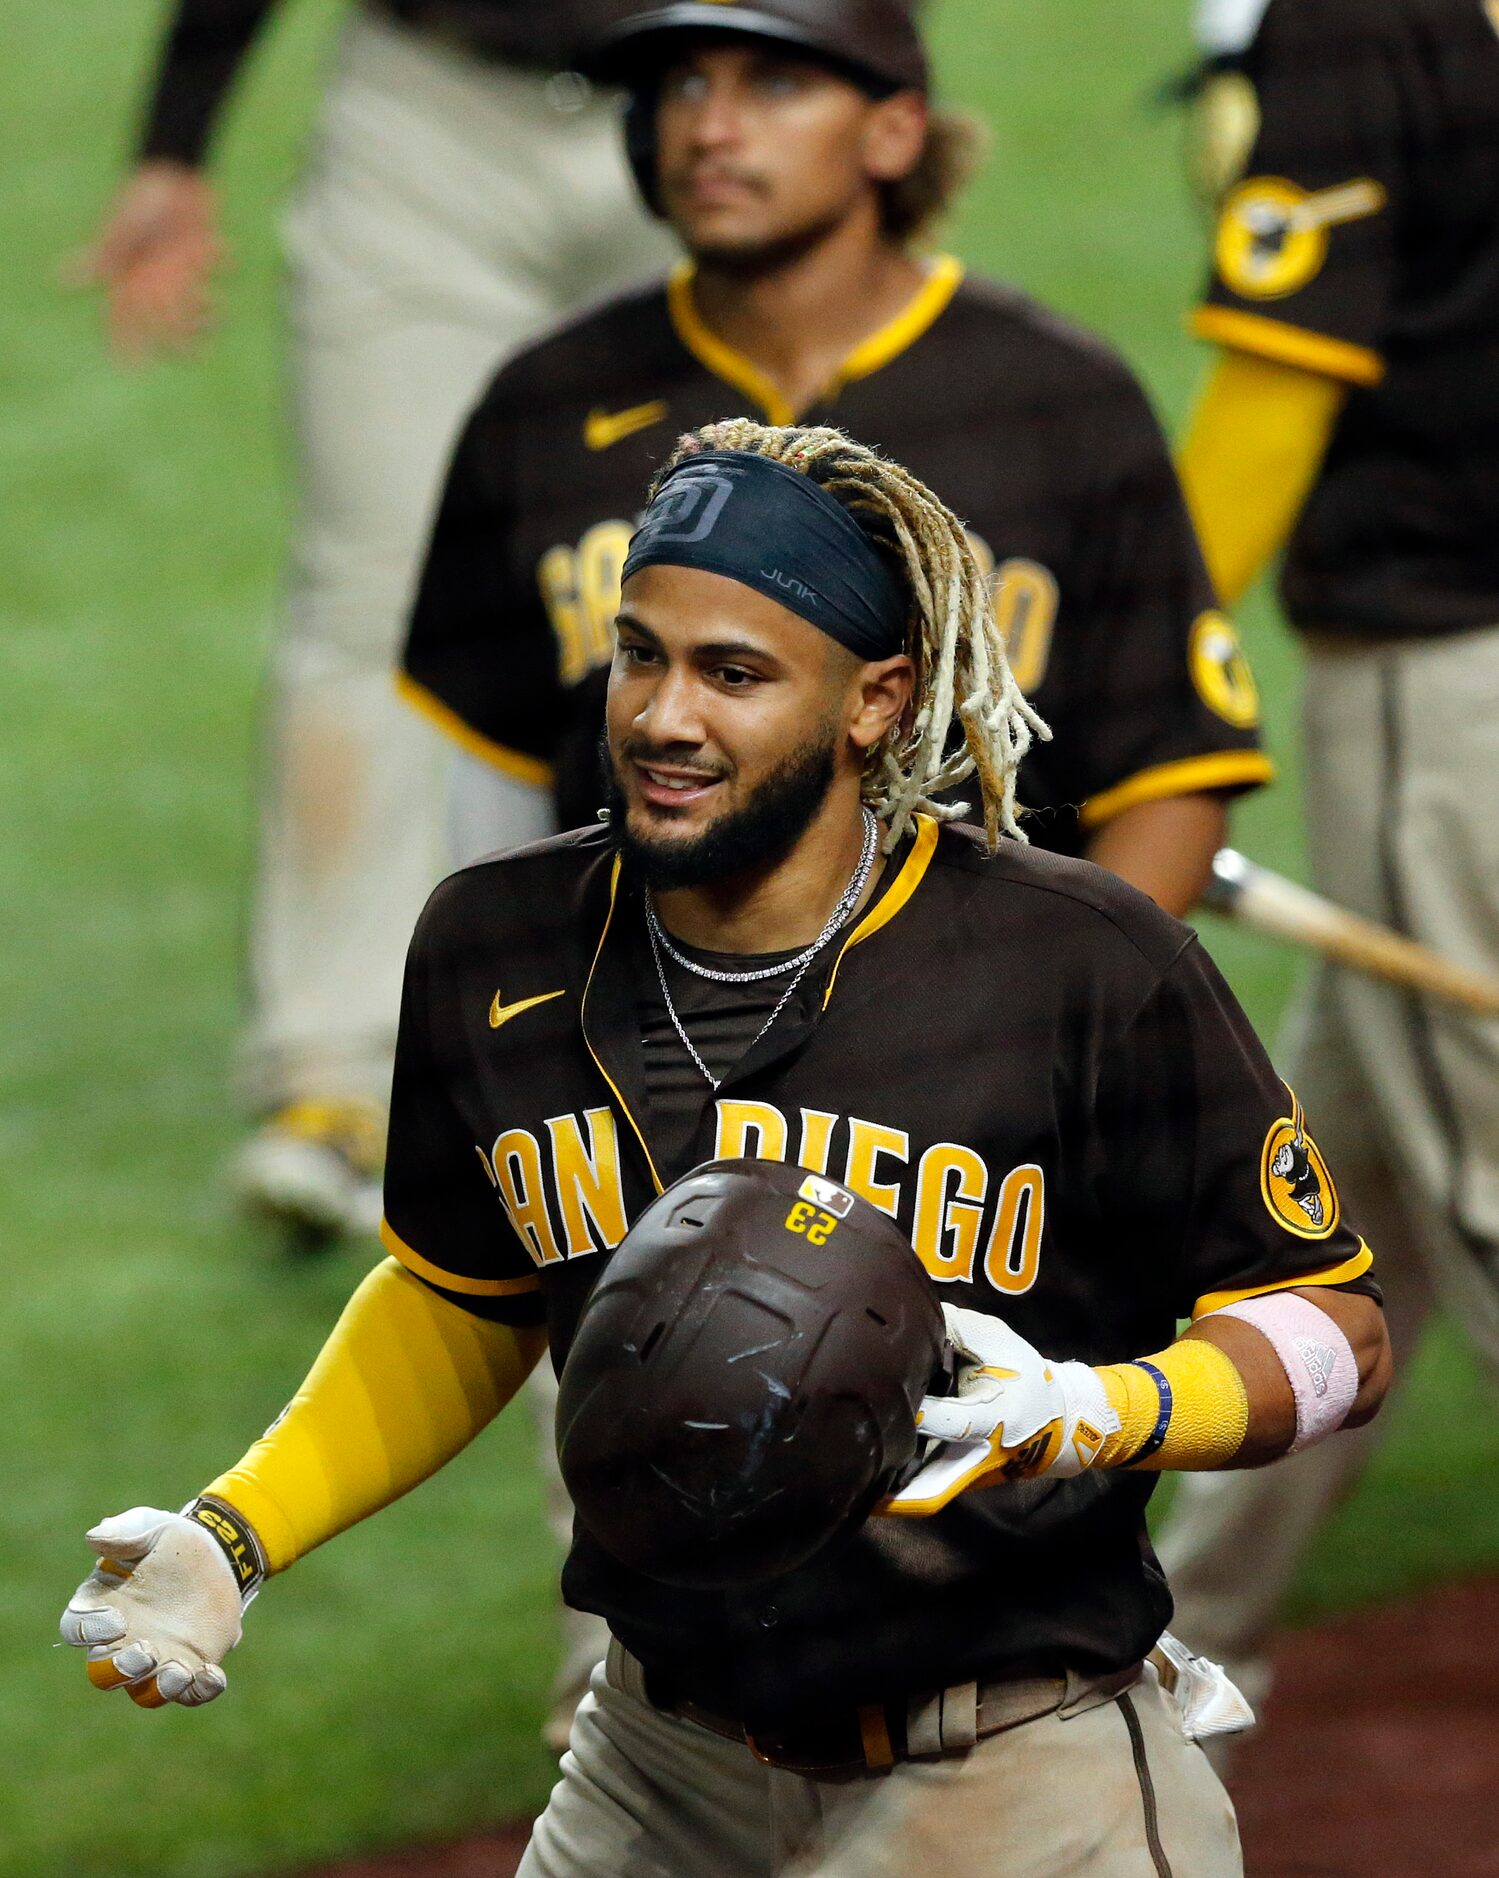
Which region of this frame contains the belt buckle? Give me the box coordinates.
[744,1728,852,1774]
[744,1702,895,1774]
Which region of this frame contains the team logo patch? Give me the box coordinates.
[1215,175,1386,300]
[1260,1095,1340,1240]
[1189,610,1260,729]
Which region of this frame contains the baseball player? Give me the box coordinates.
[1154,0,1499,1720]
[62,422,1391,1878]
[402,0,1278,1744]
[78,0,675,1237]
[402,0,1275,920]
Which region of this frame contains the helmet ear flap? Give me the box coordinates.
[624,86,665,216]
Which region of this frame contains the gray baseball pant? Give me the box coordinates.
[515,1643,1242,1877]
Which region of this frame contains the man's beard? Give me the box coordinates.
[665,184,849,278]
[603,731,839,891]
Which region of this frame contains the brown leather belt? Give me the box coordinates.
[606,1640,1140,1776]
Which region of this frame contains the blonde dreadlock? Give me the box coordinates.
[657,420,1051,852]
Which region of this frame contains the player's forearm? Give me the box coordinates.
[199,1259,547,1575]
[1085,792,1227,918]
[137,0,279,167]
[1095,1286,1389,1472]
[1177,348,1346,607]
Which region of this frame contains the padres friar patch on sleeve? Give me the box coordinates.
[1189,610,1261,728]
[1260,1093,1340,1239]
[1215,175,1386,300]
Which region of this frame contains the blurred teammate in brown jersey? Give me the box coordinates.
[75,1,675,1239]
[404,0,1274,919]
[1156,0,1499,1736]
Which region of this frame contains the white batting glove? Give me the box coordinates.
[880,1306,1120,1517]
[60,1507,249,1708]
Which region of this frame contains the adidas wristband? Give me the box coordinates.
[1213,1293,1359,1452]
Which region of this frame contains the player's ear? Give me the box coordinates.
[847,654,914,754]
[861,90,927,187]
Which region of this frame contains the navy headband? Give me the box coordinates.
[620,450,908,660]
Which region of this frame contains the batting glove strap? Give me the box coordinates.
[184,1495,267,1603]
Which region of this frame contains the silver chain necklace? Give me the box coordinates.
[644,809,879,1089]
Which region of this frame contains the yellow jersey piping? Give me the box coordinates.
[1079,750,1275,830]
[584,856,665,1195]
[380,1216,542,1297]
[827,255,965,391]
[1189,306,1385,387]
[822,813,939,1009]
[666,255,965,426]
[395,672,555,788]
[1191,1240,1374,1320]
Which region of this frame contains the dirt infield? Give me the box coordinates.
[304,1575,1499,1878]
[1231,1575,1499,1877]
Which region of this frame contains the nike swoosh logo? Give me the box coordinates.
[488,988,566,1031]
[584,400,668,452]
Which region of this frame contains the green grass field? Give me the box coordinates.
[3,2,1497,1873]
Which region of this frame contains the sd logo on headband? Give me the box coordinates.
[632,468,736,547]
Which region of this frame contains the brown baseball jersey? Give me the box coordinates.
[401,260,1272,852]
[381,817,1375,1725]
[1196,0,1499,638]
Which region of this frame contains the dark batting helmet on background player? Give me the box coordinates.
[400,0,1274,920]
[62,421,1389,1877]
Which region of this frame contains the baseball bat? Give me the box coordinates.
[1203,849,1499,1019]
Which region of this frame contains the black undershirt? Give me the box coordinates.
[638,936,803,1176]
[635,844,909,1175]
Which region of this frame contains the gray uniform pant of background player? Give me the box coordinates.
[1159,627,1499,1712]
[515,1641,1242,1877]
[238,5,674,1109]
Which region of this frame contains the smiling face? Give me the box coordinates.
[653,42,926,263]
[605,562,911,890]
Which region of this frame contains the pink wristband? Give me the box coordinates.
[1214,1292,1359,1452]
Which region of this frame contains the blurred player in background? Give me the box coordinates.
[400,0,1274,1748]
[75,0,675,1239]
[403,0,1273,914]
[1157,0,1499,1723]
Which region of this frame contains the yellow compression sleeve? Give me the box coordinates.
[1177,347,1347,608]
[1093,1338,1250,1473]
[201,1258,547,1572]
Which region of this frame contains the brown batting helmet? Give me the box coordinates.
[583,0,929,214]
[556,1157,945,1588]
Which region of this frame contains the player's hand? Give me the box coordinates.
[59,1507,245,1707]
[64,161,227,364]
[879,1306,1119,1516]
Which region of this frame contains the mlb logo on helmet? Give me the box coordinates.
[799,1174,857,1217]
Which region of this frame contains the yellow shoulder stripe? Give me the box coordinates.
[1079,750,1275,830]
[1189,306,1385,387]
[1191,1240,1374,1320]
[380,1217,542,1298]
[395,672,555,788]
